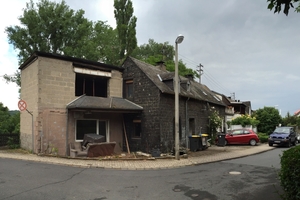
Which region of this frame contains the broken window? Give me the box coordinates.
[75,73,108,97]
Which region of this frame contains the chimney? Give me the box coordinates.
[155,61,166,71]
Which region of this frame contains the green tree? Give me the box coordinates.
[132,39,199,78]
[114,0,137,63]
[267,0,300,15]
[253,106,282,134]
[228,114,260,128]
[282,112,300,127]
[0,103,20,134]
[5,0,119,87]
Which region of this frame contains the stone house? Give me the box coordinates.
[122,57,226,153]
[19,52,142,156]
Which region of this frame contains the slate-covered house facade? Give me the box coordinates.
[19,52,142,156]
[122,57,226,153]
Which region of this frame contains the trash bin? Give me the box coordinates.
[201,134,209,150]
[189,135,201,151]
[217,133,226,146]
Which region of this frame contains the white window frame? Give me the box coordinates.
[75,119,109,142]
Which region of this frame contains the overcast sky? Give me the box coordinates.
[1,0,299,116]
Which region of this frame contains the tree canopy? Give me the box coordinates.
[5,0,120,86]
[5,0,199,87]
[253,106,282,134]
[0,103,20,134]
[267,0,300,15]
[132,39,199,79]
[114,0,137,63]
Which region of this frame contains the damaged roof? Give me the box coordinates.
[125,57,226,107]
[67,95,143,112]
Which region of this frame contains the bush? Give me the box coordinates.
[257,133,269,143]
[279,145,300,200]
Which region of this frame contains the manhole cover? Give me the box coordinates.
[229,171,241,175]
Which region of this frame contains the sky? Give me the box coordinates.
[0,0,299,117]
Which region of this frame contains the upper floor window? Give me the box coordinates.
[125,80,133,98]
[75,73,108,97]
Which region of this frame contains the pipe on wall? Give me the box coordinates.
[185,97,190,148]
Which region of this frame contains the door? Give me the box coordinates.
[228,130,243,144]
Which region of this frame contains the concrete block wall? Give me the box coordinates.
[108,70,123,97]
[38,57,75,109]
[20,59,39,152]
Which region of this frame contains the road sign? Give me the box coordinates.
[18,99,27,111]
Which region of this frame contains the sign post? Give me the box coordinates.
[18,100,34,153]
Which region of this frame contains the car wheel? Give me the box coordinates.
[249,139,257,146]
[269,143,273,147]
[224,140,227,146]
[286,140,291,148]
[292,140,296,146]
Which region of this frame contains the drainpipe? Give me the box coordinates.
[65,109,69,156]
[185,97,190,148]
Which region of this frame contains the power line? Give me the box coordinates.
[179,53,232,94]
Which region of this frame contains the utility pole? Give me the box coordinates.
[196,64,204,83]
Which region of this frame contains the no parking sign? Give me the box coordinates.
[18,99,27,111]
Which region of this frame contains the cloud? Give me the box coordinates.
[1,0,299,116]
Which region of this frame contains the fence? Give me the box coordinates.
[0,134,20,146]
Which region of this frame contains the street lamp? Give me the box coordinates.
[175,34,184,160]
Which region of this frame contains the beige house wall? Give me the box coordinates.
[20,59,39,152]
[20,55,124,156]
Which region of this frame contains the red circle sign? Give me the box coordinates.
[18,100,27,111]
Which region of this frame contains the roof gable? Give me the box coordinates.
[124,57,225,107]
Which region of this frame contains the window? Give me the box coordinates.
[75,73,108,97]
[125,80,133,98]
[133,120,141,138]
[232,130,243,135]
[76,119,108,141]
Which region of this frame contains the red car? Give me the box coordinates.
[217,129,259,146]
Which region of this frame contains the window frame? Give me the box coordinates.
[132,119,141,139]
[125,80,133,98]
[75,119,109,142]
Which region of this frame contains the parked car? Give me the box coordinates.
[268,126,297,147]
[216,129,259,146]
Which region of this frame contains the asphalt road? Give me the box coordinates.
[0,147,288,200]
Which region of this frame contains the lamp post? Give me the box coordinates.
[175,34,184,160]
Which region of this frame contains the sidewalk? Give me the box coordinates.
[0,144,274,170]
